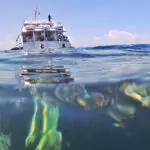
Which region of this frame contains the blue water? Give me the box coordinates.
[1,44,150,150]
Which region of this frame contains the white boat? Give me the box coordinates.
[15,11,72,52]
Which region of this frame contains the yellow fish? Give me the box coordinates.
[77,98,87,107]
[25,101,39,147]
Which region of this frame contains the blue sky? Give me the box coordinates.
[0,0,150,49]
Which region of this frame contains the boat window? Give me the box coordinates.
[63,35,69,42]
[34,31,45,41]
[22,32,33,42]
[56,31,62,41]
[56,31,69,42]
[45,31,55,41]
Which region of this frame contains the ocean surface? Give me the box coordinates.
[1,44,150,150]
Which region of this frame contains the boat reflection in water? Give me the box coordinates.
[20,65,74,85]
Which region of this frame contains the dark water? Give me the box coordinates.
[1,44,150,150]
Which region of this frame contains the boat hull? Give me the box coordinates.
[23,41,72,51]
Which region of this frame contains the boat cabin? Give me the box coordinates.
[15,14,72,50]
[21,19,69,43]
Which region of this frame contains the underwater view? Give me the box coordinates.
[1,44,150,150]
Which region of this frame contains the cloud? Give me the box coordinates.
[107,30,135,40]
[76,29,150,46]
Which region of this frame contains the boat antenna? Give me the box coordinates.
[34,7,40,20]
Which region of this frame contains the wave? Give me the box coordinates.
[85,44,150,50]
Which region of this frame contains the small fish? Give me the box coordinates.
[84,93,91,99]
[113,122,125,128]
[77,98,87,107]
[116,104,136,116]
[108,111,122,122]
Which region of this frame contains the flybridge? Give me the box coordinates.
[24,20,54,26]
[22,20,65,32]
[21,14,65,32]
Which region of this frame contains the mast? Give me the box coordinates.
[34,7,40,20]
[34,8,37,20]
